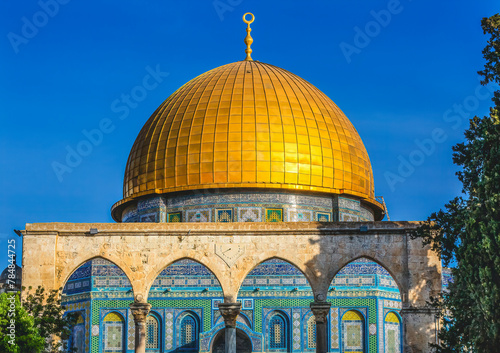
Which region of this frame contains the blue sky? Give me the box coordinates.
[0,0,497,271]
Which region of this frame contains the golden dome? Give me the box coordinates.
[112,60,383,217]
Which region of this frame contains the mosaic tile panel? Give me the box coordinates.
[341,213,360,222]
[147,299,212,332]
[331,307,339,349]
[168,212,181,222]
[317,212,331,222]
[186,208,211,222]
[342,321,363,352]
[165,310,174,351]
[216,208,233,222]
[265,208,283,222]
[378,299,384,353]
[127,309,135,350]
[139,213,157,222]
[359,206,374,222]
[122,205,138,223]
[238,207,262,222]
[121,190,380,223]
[288,209,313,222]
[384,321,401,353]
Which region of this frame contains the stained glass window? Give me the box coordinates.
[181,315,197,348]
[146,315,159,349]
[307,315,316,349]
[269,314,286,350]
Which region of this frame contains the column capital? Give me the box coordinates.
[218,302,241,327]
[310,301,331,323]
[130,302,152,322]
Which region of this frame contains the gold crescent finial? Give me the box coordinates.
[243,13,254,61]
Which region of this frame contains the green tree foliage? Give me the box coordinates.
[0,287,78,353]
[0,293,45,353]
[23,286,78,353]
[414,13,500,352]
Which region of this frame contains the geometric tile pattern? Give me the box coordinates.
[186,209,211,222]
[127,310,135,350]
[317,212,331,222]
[216,208,233,222]
[292,310,301,351]
[168,212,182,223]
[239,207,262,222]
[288,209,313,222]
[331,307,339,349]
[265,208,283,222]
[165,310,174,351]
[118,189,381,223]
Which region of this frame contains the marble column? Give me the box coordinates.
[218,302,241,353]
[310,301,332,353]
[130,302,152,353]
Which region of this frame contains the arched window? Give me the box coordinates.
[384,312,401,353]
[341,310,364,353]
[269,313,287,350]
[103,312,125,353]
[146,314,159,349]
[180,315,197,348]
[72,313,85,353]
[307,315,316,349]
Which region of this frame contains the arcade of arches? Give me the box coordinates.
[22,221,442,352]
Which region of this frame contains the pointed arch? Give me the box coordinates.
[61,256,134,295]
[145,256,225,299]
[236,256,313,295]
[328,255,404,295]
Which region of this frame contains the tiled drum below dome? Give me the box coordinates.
[120,189,375,223]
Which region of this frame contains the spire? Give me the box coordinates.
[243,13,255,61]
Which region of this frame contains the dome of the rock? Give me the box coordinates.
[111,60,384,222]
